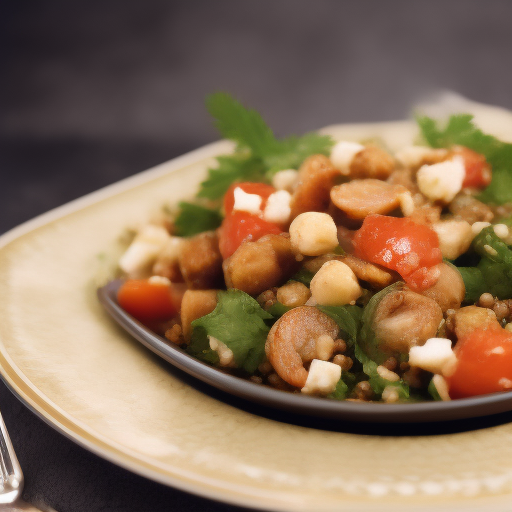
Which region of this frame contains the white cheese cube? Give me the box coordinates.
[289,212,339,256]
[471,221,491,236]
[271,169,299,191]
[417,156,465,203]
[262,190,292,224]
[408,337,457,376]
[232,187,262,214]
[310,260,362,306]
[301,359,342,395]
[493,224,510,240]
[330,141,364,174]
[398,191,415,216]
[432,220,473,260]
[431,374,451,401]
[119,225,171,274]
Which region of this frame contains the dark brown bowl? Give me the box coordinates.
[98,280,512,423]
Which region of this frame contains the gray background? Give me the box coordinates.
[2,1,512,510]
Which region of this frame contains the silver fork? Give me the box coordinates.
[0,410,24,504]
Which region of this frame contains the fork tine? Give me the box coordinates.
[0,411,24,504]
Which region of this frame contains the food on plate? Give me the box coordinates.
[114,93,512,403]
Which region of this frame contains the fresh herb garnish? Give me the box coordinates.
[291,268,315,287]
[190,289,273,373]
[316,305,362,348]
[174,202,223,236]
[417,114,512,204]
[197,92,334,199]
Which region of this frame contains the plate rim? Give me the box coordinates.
[2,117,512,511]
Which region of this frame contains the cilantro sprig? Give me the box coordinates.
[199,92,334,199]
[417,114,512,204]
[174,202,223,236]
[189,290,273,373]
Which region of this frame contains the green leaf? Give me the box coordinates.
[186,326,220,365]
[479,168,512,205]
[328,378,349,400]
[264,133,334,174]
[198,93,335,201]
[206,92,279,158]
[191,290,273,373]
[316,305,362,348]
[353,341,410,398]
[417,114,512,204]
[328,371,358,400]
[477,259,512,300]
[428,378,443,401]
[174,202,223,237]
[473,226,512,274]
[267,302,293,318]
[290,268,315,287]
[453,227,512,300]
[456,266,487,303]
[197,155,265,200]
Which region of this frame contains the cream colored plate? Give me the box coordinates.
[2,101,512,511]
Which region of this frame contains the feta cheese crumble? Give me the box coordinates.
[232,187,262,214]
[263,190,292,224]
[301,359,341,395]
[271,169,299,191]
[330,141,364,174]
[416,156,465,203]
[408,337,457,377]
[119,225,171,274]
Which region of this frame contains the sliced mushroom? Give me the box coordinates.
[330,179,407,219]
[420,263,465,312]
[349,146,395,180]
[341,254,396,290]
[265,306,339,388]
[290,155,341,218]
[373,287,443,354]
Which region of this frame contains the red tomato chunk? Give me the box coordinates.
[456,146,492,189]
[117,279,180,323]
[353,215,442,291]
[447,327,512,399]
[218,211,282,259]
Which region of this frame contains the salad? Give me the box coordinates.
[114,93,512,403]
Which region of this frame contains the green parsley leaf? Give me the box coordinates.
[455,266,487,303]
[174,202,223,237]
[197,155,265,200]
[290,268,315,287]
[197,93,334,200]
[473,226,512,271]
[354,342,410,399]
[206,92,279,158]
[186,326,220,365]
[417,114,512,204]
[191,289,273,373]
[428,377,443,401]
[264,133,334,176]
[267,301,292,318]
[316,305,362,348]
[328,378,349,400]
